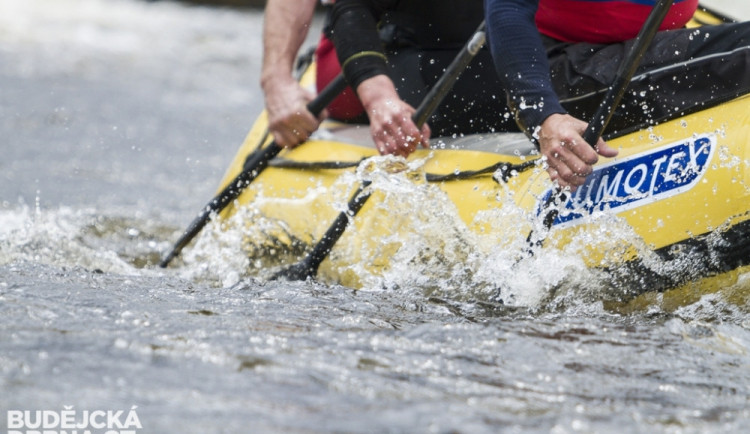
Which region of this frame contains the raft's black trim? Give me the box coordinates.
[602,214,750,298]
[269,158,365,170]
[425,160,538,183]
[268,157,540,183]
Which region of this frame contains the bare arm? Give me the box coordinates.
[261,0,321,147]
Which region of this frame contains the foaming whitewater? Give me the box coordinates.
[172,151,711,312]
[0,204,134,274]
[0,201,182,275]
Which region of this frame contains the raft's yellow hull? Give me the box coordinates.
[215,88,750,297]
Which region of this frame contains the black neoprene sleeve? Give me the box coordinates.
[330,0,390,89]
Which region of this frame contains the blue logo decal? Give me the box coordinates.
[539,134,716,226]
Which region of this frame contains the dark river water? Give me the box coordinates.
[2,1,749,433]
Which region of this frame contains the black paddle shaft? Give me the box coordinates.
[276,22,487,281]
[583,0,674,147]
[535,0,674,236]
[159,74,348,268]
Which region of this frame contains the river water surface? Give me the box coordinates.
[2,1,750,433]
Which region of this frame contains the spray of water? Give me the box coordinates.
[168,153,750,313]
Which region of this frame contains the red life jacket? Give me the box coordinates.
[536,0,699,43]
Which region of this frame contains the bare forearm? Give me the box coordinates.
[261,0,321,147]
[261,0,317,89]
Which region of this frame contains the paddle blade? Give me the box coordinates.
[272,258,316,281]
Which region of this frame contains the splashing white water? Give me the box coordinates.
[174,154,657,309]
[0,204,136,274]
